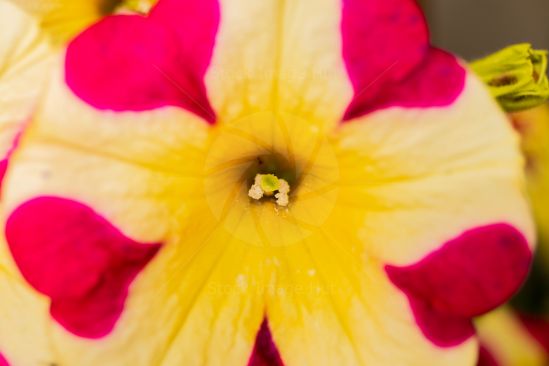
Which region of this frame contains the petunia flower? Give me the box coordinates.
[476,307,549,366]
[0,0,536,365]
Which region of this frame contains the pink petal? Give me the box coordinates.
[65,0,219,123]
[5,197,161,338]
[386,224,532,347]
[0,132,22,194]
[150,0,219,76]
[0,353,9,366]
[477,345,499,366]
[519,314,549,354]
[341,0,465,120]
[0,159,8,190]
[248,319,284,366]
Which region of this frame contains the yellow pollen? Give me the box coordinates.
[248,174,290,207]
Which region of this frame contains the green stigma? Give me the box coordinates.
[117,0,155,14]
[259,174,280,194]
[471,43,549,112]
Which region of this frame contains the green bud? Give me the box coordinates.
[471,44,549,112]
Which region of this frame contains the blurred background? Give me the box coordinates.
[418,0,549,60]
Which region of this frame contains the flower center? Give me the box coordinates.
[104,0,155,15]
[202,112,341,247]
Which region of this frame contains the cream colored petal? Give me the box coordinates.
[43,206,266,366]
[334,72,534,264]
[0,0,52,166]
[0,248,56,365]
[206,0,353,127]
[265,233,478,365]
[3,59,211,242]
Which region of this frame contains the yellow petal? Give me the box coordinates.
[2,56,269,365]
[3,56,210,243]
[0,241,55,365]
[334,72,534,264]
[33,209,265,365]
[265,235,478,365]
[205,0,353,127]
[6,0,112,44]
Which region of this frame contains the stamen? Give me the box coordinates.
[248,174,290,207]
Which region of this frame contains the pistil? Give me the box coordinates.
[248,174,290,207]
[117,0,155,14]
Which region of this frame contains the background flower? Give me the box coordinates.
[6,0,157,45]
[476,307,549,366]
[511,104,549,269]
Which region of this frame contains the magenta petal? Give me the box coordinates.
[5,197,161,338]
[341,0,465,119]
[66,0,219,123]
[248,319,284,366]
[0,159,8,191]
[404,296,476,347]
[477,345,499,366]
[0,132,22,194]
[0,353,9,366]
[344,48,466,119]
[149,0,219,76]
[519,314,549,354]
[386,224,532,347]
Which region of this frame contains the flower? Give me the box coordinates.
[0,0,535,365]
[510,104,549,268]
[476,307,549,366]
